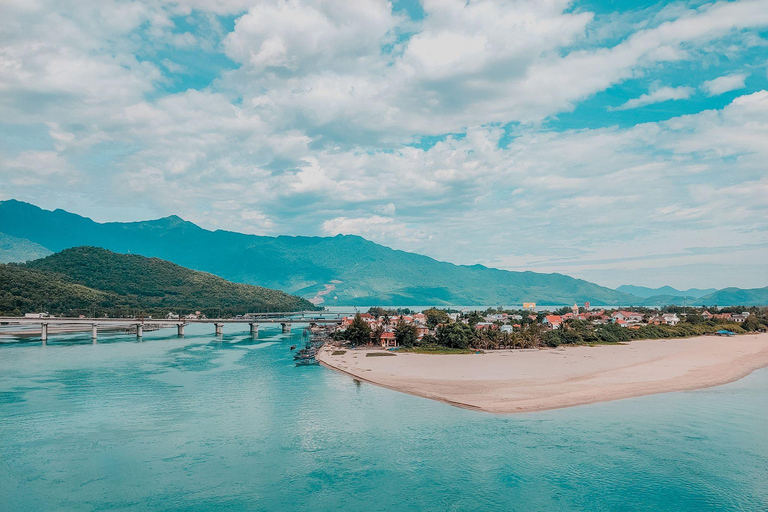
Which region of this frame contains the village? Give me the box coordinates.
[338,304,756,349]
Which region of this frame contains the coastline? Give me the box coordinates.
[317,333,768,413]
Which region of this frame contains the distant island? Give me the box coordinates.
[0,246,316,317]
[1,200,765,307]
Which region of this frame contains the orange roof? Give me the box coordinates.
[545,315,562,324]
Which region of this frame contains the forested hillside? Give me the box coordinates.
[0,247,316,316]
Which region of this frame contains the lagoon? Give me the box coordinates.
[1,323,767,511]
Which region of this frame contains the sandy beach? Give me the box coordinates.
[317,333,768,413]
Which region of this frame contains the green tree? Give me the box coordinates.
[394,320,418,348]
[423,308,450,328]
[343,313,372,346]
[436,322,473,349]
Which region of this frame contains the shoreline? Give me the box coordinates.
[317,333,768,413]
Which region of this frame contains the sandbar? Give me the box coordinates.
[317,333,768,413]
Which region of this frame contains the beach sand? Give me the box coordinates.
[317,333,768,413]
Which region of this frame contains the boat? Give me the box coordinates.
[290,345,296,350]
[295,359,319,366]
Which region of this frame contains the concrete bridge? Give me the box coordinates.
[0,310,357,344]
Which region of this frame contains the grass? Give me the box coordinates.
[399,346,478,355]
[331,350,347,355]
[366,352,397,357]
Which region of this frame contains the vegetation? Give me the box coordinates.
[336,313,371,347]
[393,320,418,348]
[0,246,316,317]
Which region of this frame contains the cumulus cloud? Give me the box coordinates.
[701,73,748,96]
[1,0,768,287]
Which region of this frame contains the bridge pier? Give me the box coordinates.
[215,323,223,336]
[281,322,291,333]
[250,323,259,336]
[91,324,98,340]
[177,324,185,337]
[136,324,143,338]
[41,323,48,344]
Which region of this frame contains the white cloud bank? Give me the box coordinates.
[1,0,767,289]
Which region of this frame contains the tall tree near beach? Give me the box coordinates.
[344,313,372,347]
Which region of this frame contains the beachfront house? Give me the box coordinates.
[380,331,397,348]
[612,311,644,324]
[731,313,749,323]
[500,325,514,333]
[542,315,563,329]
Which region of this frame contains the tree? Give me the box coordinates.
[436,322,473,349]
[343,313,371,346]
[394,320,418,348]
[423,308,450,328]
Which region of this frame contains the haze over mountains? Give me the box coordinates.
[0,200,765,307]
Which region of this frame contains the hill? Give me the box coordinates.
[0,247,315,316]
[698,287,768,307]
[616,285,717,299]
[0,200,639,306]
[0,232,52,263]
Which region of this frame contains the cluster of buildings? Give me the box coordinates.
[340,305,754,346]
[543,305,752,330]
[341,313,431,348]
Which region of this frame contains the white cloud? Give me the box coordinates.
[2,0,768,288]
[701,73,748,96]
[610,85,695,111]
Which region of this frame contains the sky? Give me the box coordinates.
[0,0,767,290]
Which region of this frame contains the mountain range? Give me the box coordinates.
[0,200,765,307]
[615,285,717,299]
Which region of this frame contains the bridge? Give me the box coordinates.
[0,310,358,344]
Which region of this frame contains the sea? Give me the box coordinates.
[1,323,766,511]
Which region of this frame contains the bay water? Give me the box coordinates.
[1,324,766,511]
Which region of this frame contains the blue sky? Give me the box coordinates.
[0,0,767,290]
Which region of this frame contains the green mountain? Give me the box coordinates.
[0,232,52,263]
[0,200,642,306]
[0,247,315,316]
[616,285,717,299]
[698,287,768,307]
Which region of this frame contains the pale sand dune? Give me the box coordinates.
[317,333,768,413]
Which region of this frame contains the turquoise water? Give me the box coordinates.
[1,324,767,511]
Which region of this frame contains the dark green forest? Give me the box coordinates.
[0,247,317,317]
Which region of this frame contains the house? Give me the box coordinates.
[612,311,644,323]
[616,319,628,327]
[380,331,397,348]
[475,322,497,331]
[649,313,679,326]
[166,312,180,320]
[413,313,426,324]
[416,326,430,338]
[731,314,749,323]
[542,315,563,329]
[500,325,514,333]
[701,310,713,320]
[713,313,732,321]
[661,313,679,326]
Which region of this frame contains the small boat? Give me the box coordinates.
[290,345,296,350]
[295,359,319,366]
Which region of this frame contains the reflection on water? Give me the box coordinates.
[1,323,767,511]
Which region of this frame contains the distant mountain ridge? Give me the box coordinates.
[0,232,52,263]
[1,200,765,306]
[0,200,641,306]
[616,285,717,299]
